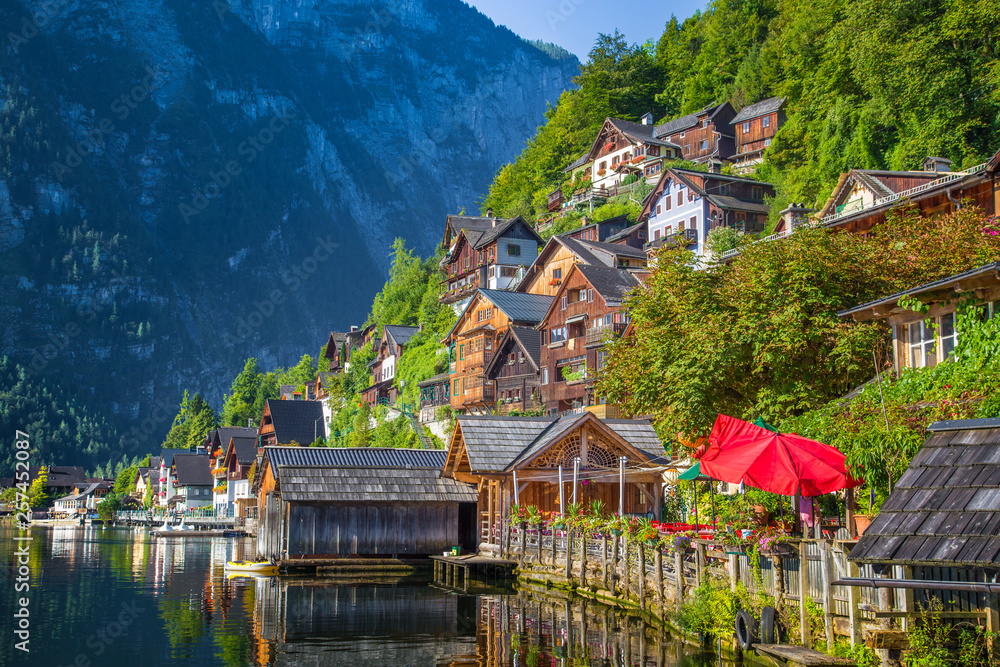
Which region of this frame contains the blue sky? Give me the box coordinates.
[464,0,706,60]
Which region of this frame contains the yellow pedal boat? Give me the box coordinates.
[225,560,278,575]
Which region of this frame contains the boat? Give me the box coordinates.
[225,560,279,575]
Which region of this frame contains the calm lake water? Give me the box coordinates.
[0,523,717,666]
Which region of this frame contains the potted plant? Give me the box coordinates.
[854,489,883,537]
[550,511,566,531]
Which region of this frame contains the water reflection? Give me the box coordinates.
[0,525,715,667]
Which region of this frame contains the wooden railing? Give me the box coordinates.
[585,322,627,347]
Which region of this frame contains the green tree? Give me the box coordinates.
[142,482,153,509]
[114,464,139,496]
[27,467,49,508]
[96,492,122,522]
[349,402,373,447]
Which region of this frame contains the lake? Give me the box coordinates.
[0,523,717,666]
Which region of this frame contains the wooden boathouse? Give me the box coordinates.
[441,412,670,554]
[255,447,478,561]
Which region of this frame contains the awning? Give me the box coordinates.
[565,314,587,324]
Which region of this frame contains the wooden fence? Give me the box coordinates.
[495,523,994,651]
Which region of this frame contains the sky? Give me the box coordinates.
[464,0,705,60]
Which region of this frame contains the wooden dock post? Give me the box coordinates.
[847,559,863,647]
[550,529,557,568]
[987,591,1000,659]
[729,553,740,591]
[610,535,619,591]
[655,547,664,612]
[638,544,647,609]
[900,565,914,632]
[674,551,685,613]
[695,542,706,589]
[579,533,587,585]
[820,540,835,651]
[799,539,812,649]
[565,531,573,579]
[602,534,609,588]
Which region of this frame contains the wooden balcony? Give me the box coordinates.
[463,349,494,369]
[584,322,627,347]
[440,281,478,304]
[547,189,564,212]
[584,404,623,419]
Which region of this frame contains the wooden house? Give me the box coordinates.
[604,221,649,249]
[516,234,648,297]
[638,167,774,259]
[52,482,113,515]
[417,372,452,423]
[156,449,189,506]
[215,435,257,518]
[731,96,786,173]
[441,413,669,552]
[654,102,736,165]
[255,447,478,560]
[562,214,632,243]
[259,399,326,447]
[440,216,543,308]
[171,452,213,511]
[538,264,641,414]
[482,325,543,414]
[816,153,999,235]
[839,262,1000,376]
[26,466,89,499]
[361,324,419,407]
[442,289,553,413]
[848,418,1000,609]
[563,114,682,193]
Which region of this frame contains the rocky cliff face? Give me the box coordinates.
[0,0,577,447]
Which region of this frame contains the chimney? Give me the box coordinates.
[248,418,254,428]
[350,325,358,332]
[921,156,954,173]
[641,112,654,126]
[581,216,590,225]
[778,203,814,233]
[709,159,723,174]
[485,207,493,217]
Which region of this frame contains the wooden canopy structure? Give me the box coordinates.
[442,413,669,551]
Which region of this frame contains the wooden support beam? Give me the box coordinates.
[900,566,914,632]
[729,553,739,592]
[655,548,664,612]
[695,542,706,589]
[848,559,863,648]
[820,540,835,652]
[800,540,812,649]
[639,544,647,609]
[674,551,685,613]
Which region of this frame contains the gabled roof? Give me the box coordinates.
[578,239,648,260]
[278,467,477,503]
[172,453,212,487]
[159,449,190,468]
[444,290,555,341]
[731,96,786,123]
[226,436,258,466]
[212,427,257,450]
[472,216,543,250]
[638,167,774,222]
[483,325,542,378]
[838,262,1000,321]
[654,102,734,138]
[28,466,88,487]
[264,399,325,446]
[384,324,420,349]
[265,446,447,469]
[605,221,647,244]
[576,265,642,306]
[417,371,452,387]
[817,168,947,218]
[705,195,770,214]
[564,153,590,172]
[446,215,501,239]
[449,414,667,475]
[607,117,679,149]
[850,419,1000,566]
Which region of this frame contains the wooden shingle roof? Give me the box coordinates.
[850,419,1000,566]
[278,467,477,503]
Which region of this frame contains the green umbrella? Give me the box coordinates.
[678,462,702,481]
[678,462,716,530]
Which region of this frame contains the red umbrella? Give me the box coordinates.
[697,414,863,497]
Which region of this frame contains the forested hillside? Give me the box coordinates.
[483,0,1000,222]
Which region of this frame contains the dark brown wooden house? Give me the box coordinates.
[604,221,649,249]
[562,214,632,243]
[259,399,325,447]
[256,447,477,560]
[655,102,736,165]
[483,325,543,414]
[440,216,543,306]
[441,413,668,553]
[538,264,642,415]
[361,324,419,407]
[731,96,786,173]
[417,372,452,422]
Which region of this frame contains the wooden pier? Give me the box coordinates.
[431,554,517,593]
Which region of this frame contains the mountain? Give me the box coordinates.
[0,0,578,460]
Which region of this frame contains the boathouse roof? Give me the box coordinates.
[850,418,1000,567]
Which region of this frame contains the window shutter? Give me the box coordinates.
[561,296,567,310]
[587,289,593,303]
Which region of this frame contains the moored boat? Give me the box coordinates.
[225,560,278,575]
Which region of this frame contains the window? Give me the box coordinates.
[908,320,939,368]
[599,161,606,170]
[561,295,567,310]
[654,229,661,240]
[762,116,770,128]
[683,144,690,154]
[638,230,646,240]
[703,119,709,128]
[677,192,683,206]
[699,140,708,150]
[464,257,470,269]
[742,122,750,133]
[612,156,619,165]
[597,349,608,369]
[655,204,661,216]
[542,368,549,385]
[551,326,568,343]
[690,216,697,229]
[764,138,771,147]
[752,186,763,200]
[552,268,562,280]
[507,243,521,257]
[459,344,465,360]
[940,313,957,359]
[719,183,730,196]
[664,197,672,211]
[636,146,645,156]
[501,266,518,278]
[649,146,660,156]
[587,289,593,303]
[679,131,685,138]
